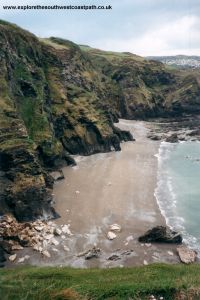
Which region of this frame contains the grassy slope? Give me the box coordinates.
[1,264,200,299]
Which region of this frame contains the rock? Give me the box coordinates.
[12,244,23,250]
[147,134,162,141]
[33,245,43,252]
[44,234,54,240]
[62,225,72,235]
[143,260,148,265]
[54,228,62,236]
[138,226,182,244]
[85,247,101,260]
[50,170,64,181]
[165,133,179,143]
[9,254,17,262]
[42,250,51,258]
[107,231,117,240]
[177,246,197,264]
[145,243,152,247]
[51,238,59,246]
[75,190,80,194]
[121,250,134,256]
[109,224,121,232]
[107,254,121,261]
[63,245,70,252]
[34,226,43,232]
[0,240,12,254]
[77,250,90,257]
[167,251,174,256]
[18,255,30,263]
[0,247,6,265]
[52,248,59,252]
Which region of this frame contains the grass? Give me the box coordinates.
[1,264,200,299]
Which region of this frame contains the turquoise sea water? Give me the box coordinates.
[155,141,200,252]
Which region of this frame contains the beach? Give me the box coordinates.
[5,119,181,268]
[52,119,179,267]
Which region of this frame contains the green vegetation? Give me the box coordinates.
[1,264,200,299]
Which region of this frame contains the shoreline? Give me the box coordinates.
[4,119,181,268]
[52,120,180,267]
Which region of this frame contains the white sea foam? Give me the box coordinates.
[155,141,200,254]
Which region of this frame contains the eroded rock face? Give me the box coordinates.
[138,226,183,244]
[0,143,56,221]
[0,21,133,220]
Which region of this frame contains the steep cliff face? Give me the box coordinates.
[1,20,200,221]
[0,21,132,221]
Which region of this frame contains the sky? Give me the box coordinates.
[0,0,200,56]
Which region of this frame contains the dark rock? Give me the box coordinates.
[0,240,12,254]
[0,247,6,265]
[138,226,182,244]
[50,170,64,181]
[85,247,101,260]
[147,134,162,141]
[107,254,121,261]
[64,153,76,166]
[165,133,179,143]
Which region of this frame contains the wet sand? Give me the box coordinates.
[6,120,179,268]
[51,120,179,267]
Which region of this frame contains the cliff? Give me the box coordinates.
[0,20,200,221]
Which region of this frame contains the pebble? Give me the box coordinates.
[33,245,43,252]
[51,238,59,246]
[42,250,51,258]
[109,224,121,232]
[143,260,148,265]
[54,228,62,236]
[62,224,72,235]
[12,245,23,250]
[107,231,117,240]
[52,248,59,252]
[107,254,121,261]
[63,245,70,252]
[167,251,174,256]
[18,255,30,263]
[9,254,17,262]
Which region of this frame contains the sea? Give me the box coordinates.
[155,141,200,253]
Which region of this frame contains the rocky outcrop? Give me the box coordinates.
[138,226,183,244]
[147,115,200,142]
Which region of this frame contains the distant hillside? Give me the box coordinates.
[146,55,200,69]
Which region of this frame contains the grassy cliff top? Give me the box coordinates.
[1,264,200,299]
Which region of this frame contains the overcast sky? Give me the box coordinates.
[0,0,200,56]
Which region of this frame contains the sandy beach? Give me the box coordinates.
[51,119,179,267]
[5,119,180,268]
